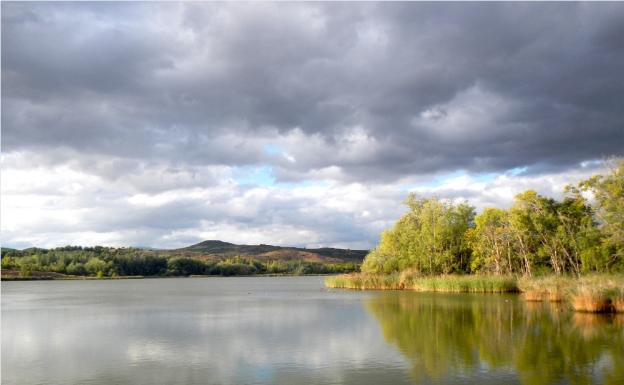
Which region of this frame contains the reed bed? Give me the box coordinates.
[325,272,518,293]
[518,276,571,302]
[569,280,624,313]
[402,273,518,293]
[518,275,624,313]
[571,286,613,313]
[613,288,624,313]
[324,273,401,290]
[326,272,624,313]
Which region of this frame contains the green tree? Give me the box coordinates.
[167,257,208,276]
[556,188,601,274]
[580,158,624,271]
[1,255,15,270]
[509,191,560,275]
[468,208,516,275]
[85,257,108,276]
[66,262,87,276]
[362,194,475,275]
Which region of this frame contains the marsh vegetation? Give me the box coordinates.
[327,160,624,312]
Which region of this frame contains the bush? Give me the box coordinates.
[66,262,87,276]
[215,262,257,276]
[167,258,208,276]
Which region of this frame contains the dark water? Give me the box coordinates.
[2,277,623,385]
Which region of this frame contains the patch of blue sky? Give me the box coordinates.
[506,166,528,176]
[406,170,498,191]
[233,165,328,189]
[233,165,276,187]
[262,143,285,156]
[473,172,497,183]
[580,159,603,169]
[274,180,329,189]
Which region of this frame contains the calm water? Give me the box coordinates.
[2,277,623,385]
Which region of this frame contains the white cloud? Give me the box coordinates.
[413,85,519,142]
[409,163,604,211]
[1,148,607,249]
[2,3,622,249]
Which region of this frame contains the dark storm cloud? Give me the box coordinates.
[2,2,623,182]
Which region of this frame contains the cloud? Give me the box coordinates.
[1,152,604,249]
[2,2,622,248]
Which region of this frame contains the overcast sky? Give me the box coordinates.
[2,2,623,250]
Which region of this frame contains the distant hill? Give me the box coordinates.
[177,240,368,263]
[2,240,369,265]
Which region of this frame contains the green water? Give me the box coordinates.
[2,277,622,384]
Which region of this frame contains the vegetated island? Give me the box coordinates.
[326,159,624,314]
[1,240,365,280]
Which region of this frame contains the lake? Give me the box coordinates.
[2,276,623,385]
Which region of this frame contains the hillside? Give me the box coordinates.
[177,240,368,263]
[1,240,366,279]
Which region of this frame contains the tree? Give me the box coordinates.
[580,158,624,271]
[555,188,601,274]
[1,255,15,270]
[362,194,475,275]
[66,262,87,276]
[167,257,208,276]
[468,208,516,275]
[509,191,562,275]
[85,257,108,276]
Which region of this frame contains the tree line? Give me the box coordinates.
[1,247,359,278]
[362,159,623,276]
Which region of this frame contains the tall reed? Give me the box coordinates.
[326,273,518,292]
[326,272,624,313]
[518,276,572,302]
[324,273,401,290]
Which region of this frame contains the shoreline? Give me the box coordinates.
[325,273,624,313]
[1,272,341,282]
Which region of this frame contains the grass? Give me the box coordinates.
[518,275,624,313]
[571,286,614,313]
[518,276,570,302]
[326,272,624,313]
[568,276,624,313]
[324,273,401,290]
[325,271,518,293]
[613,289,624,313]
[401,272,518,293]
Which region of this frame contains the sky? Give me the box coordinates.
[2,2,623,250]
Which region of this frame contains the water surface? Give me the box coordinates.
[2,277,623,385]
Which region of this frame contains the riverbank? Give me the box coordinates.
[325,272,518,292]
[0,269,339,281]
[0,270,146,281]
[517,275,624,312]
[325,272,624,313]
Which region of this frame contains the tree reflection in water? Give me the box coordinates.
[366,292,624,385]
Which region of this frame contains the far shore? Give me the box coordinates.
[0,270,340,281]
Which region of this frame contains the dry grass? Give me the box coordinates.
[518,274,624,313]
[324,273,401,290]
[328,272,624,313]
[570,275,624,313]
[518,276,571,302]
[568,276,624,313]
[613,292,624,313]
[326,272,518,293]
[571,286,613,312]
[522,289,547,302]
